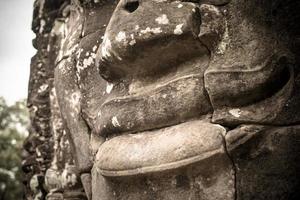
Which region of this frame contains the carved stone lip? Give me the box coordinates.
[95,119,226,177]
[94,70,212,137]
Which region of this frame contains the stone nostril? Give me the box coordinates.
[124,1,139,13]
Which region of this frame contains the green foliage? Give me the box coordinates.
[0,97,29,200]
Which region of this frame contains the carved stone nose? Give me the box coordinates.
[96,0,206,81]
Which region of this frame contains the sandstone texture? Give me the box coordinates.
[24,0,300,199]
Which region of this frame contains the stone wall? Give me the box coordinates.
[23,0,86,199]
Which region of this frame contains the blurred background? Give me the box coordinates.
[0,0,35,199]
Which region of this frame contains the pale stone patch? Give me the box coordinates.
[75,48,82,60]
[129,40,136,46]
[229,108,242,118]
[47,44,51,52]
[106,83,114,94]
[97,110,102,117]
[59,131,68,150]
[177,4,183,8]
[92,45,98,52]
[82,56,94,69]
[129,33,136,46]
[38,0,45,18]
[99,33,122,60]
[30,175,39,192]
[140,27,162,35]
[39,19,46,33]
[36,148,42,157]
[31,106,38,114]
[61,165,77,188]
[112,116,121,127]
[38,84,49,93]
[117,55,123,60]
[39,136,46,141]
[51,20,65,37]
[135,25,140,30]
[154,0,167,2]
[216,20,230,55]
[69,92,81,116]
[71,92,81,104]
[116,31,127,43]
[174,23,184,35]
[91,52,97,59]
[76,53,96,72]
[155,14,169,25]
[101,34,112,59]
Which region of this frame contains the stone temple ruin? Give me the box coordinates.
[23,0,300,199]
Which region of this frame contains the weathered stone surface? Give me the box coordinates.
[96,1,204,79]
[92,118,235,200]
[24,0,87,199]
[23,0,63,197]
[82,1,117,37]
[226,125,300,200]
[55,58,92,173]
[92,150,235,200]
[95,119,226,176]
[81,173,93,200]
[24,0,300,199]
[94,72,212,137]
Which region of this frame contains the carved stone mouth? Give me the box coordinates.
[93,58,214,177]
[95,119,227,177]
[92,59,297,178]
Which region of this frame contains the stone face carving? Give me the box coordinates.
[24,0,300,199]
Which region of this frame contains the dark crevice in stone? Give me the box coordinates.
[175,174,190,189]
[245,60,292,107]
[124,1,139,13]
[221,122,300,130]
[55,55,70,67]
[183,0,231,6]
[201,38,215,117]
[221,132,237,200]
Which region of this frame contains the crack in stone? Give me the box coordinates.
[221,131,237,200]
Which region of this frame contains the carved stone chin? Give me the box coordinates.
[24,0,300,199]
